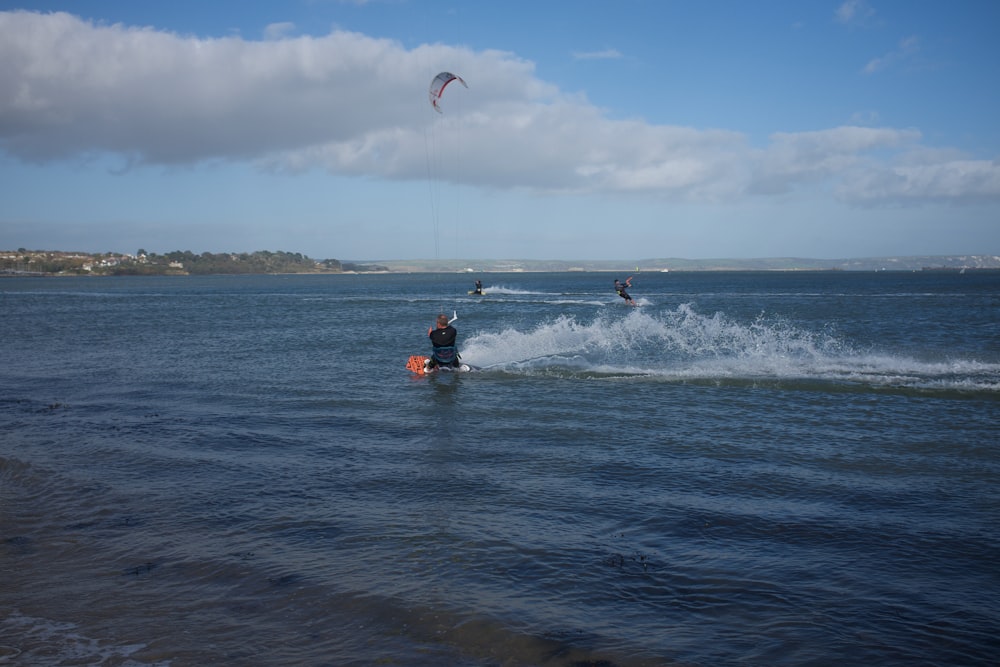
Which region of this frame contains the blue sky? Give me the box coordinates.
[1,0,998,261]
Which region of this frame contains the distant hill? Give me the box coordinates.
[0,249,389,276]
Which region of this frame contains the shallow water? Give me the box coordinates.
[2,271,999,665]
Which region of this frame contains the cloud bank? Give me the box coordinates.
[1,10,997,206]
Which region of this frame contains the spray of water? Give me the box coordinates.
[461,304,1000,391]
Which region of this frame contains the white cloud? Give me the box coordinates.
[571,48,623,61]
[863,35,919,74]
[849,109,880,125]
[748,126,919,196]
[264,22,296,40]
[838,157,1000,204]
[0,10,994,209]
[835,0,876,26]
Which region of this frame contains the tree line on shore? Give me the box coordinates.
[1,249,388,276]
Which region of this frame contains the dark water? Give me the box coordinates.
[2,271,998,666]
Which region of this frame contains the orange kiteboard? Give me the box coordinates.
[406,355,430,375]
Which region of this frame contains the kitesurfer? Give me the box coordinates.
[472,280,483,295]
[426,313,461,370]
[614,277,636,306]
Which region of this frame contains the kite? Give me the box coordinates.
[429,72,467,113]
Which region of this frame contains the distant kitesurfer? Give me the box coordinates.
[473,280,483,295]
[426,313,461,370]
[614,277,636,306]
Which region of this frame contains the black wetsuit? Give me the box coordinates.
[428,325,459,367]
[614,280,632,302]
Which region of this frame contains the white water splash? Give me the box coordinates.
[461,304,1000,391]
[479,285,546,295]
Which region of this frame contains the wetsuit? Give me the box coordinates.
[428,325,460,368]
[614,280,632,303]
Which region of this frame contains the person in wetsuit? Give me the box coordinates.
[614,277,636,306]
[473,280,483,295]
[426,313,461,370]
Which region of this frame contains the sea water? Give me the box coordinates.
[1,271,998,666]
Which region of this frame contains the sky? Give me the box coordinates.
[1,0,998,261]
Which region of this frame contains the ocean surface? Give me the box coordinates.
[1,270,998,666]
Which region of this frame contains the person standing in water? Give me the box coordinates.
[614,277,636,306]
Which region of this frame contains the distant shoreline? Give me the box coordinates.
[3,249,999,276]
[4,266,998,278]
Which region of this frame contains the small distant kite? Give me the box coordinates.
[429,72,467,113]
